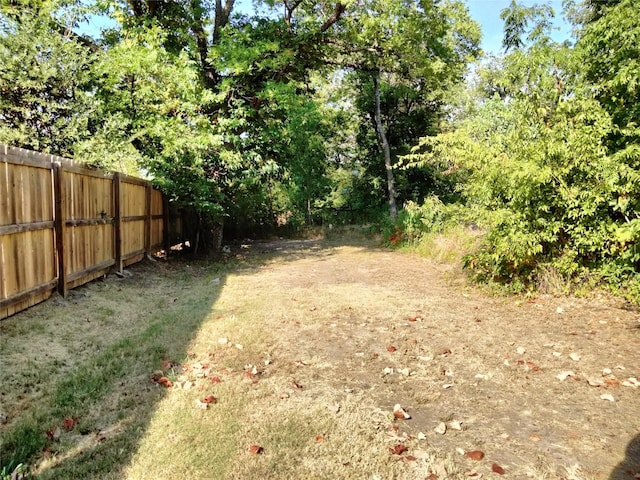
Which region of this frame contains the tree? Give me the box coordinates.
[403,0,640,293]
[334,0,480,218]
[0,4,95,156]
[578,0,640,152]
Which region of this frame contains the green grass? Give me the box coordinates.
[0,259,230,479]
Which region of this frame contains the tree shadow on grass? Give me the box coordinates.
[0,236,382,479]
[610,434,640,480]
[0,256,230,480]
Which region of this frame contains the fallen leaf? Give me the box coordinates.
[587,377,604,387]
[249,445,263,455]
[387,345,397,352]
[46,427,61,442]
[327,403,341,413]
[211,376,222,384]
[158,377,173,387]
[62,417,76,431]
[465,450,484,461]
[467,470,482,477]
[393,404,411,420]
[600,393,615,402]
[556,371,575,381]
[202,395,216,404]
[389,443,408,455]
[492,463,506,475]
[432,460,448,477]
[449,420,462,430]
[434,422,447,435]
[604,379,621,388]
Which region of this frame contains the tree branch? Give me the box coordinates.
[320,2,346,32]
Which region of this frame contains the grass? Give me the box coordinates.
[1,235,638,479]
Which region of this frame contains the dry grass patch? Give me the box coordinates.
[1,236,639,480]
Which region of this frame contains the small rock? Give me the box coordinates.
[600,393,615,402]
[569,352,581,362]
[516,347,526,355]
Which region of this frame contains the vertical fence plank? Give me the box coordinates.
[53,162,67,297]
[113,172,122,273]
[163,194,170,253]
[1,145,170,319]
[145,183,151,256]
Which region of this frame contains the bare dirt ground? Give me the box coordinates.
[1,237,639,479]
[236,239,640,479]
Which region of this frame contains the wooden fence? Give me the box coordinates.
[0,145,167,319]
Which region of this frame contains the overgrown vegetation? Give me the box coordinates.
[396,0,640,298]
[0,1,639,293]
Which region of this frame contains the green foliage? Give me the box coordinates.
[0,5,94,156]
[404,3,640,296]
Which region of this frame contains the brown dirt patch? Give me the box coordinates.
[230,239,640,478]
[2,237,639,479]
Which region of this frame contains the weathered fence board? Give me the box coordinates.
[0,145,170,319]
[0,148,57,318]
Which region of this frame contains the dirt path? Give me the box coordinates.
[227,239,640,478]
[2,238,639,479]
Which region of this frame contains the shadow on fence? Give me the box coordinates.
[0,145,176,319]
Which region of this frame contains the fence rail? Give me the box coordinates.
[0,145,168,319]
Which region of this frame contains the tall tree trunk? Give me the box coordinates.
[373,70,397,219]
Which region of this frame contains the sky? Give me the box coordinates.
[463,0,572,54]
[77,0,573,56]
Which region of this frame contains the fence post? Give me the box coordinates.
[113,172,123,273]
[145,183,152,256]
[162,194,170,254]
[53,162,68,297]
